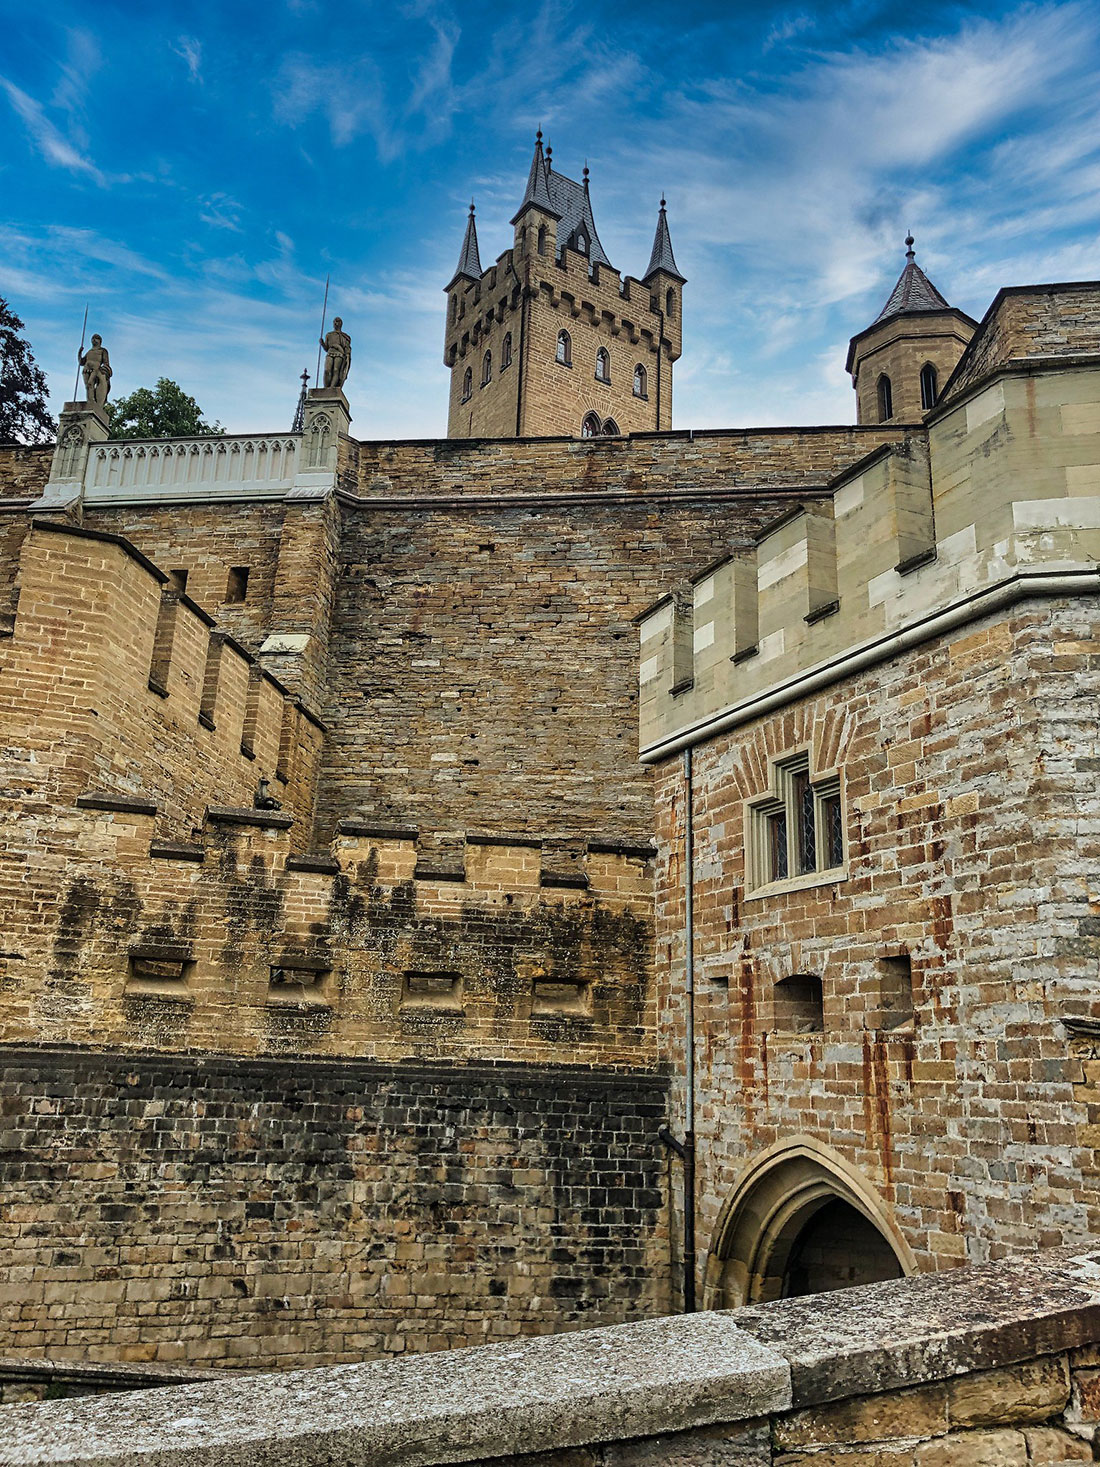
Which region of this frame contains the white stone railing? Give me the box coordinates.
[83,434,302,503]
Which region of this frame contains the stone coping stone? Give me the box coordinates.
[0,1314,789,1467]
[730,1245,1100,1409]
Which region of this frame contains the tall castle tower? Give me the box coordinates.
[444,134,685,440]
[846,235,977,422]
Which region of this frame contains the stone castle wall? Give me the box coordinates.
[652,593,1100,1298]
[0,1046,669,1368]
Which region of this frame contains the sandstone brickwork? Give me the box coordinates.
[0,1048,669,1368]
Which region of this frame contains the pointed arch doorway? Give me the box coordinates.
[702,1138,913,1309]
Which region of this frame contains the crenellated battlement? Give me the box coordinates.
[0,520,325,834]
[639,348,1100,758]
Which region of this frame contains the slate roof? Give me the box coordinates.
[511,134,559,222]
[448,204,482,288]
[545,166,612,269]
[874,236,951,323]
[644,200,685,282]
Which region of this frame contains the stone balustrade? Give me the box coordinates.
[83,433,302,503]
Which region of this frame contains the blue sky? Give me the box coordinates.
[2,0,1099,438]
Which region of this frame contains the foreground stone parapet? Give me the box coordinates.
[0,1313,790,1467]
[5,1250,1100,1466]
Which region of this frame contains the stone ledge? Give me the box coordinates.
[206,807,295,831]
[731,1246,1100,1409]
[75,791,159,817]
[0,1313,789,1467]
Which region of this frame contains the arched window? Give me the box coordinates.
[449,296,457,322]
[595,347,610,383]
[576,228,588,256]
[556,330,571,366]
[461,366,472,402]
[481,350,492,387]
[666,288,676,318]
[601,417,621,436]
[538,224,548,256]
[502,333,512,369]
[581,412,601,437]
[877,374,893,422]
[920,362,938,411]
[633,364,647,398]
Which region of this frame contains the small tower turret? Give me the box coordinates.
[511,130,561,262]
[642,198,686,428]
[846,235,977,423]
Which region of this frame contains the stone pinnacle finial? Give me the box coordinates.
[906,232,916,261]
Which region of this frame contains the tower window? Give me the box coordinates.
[877,374,893,422]
[538,225,548,256]
[581,412,601,437]
[556,330,572,367]
[576,229,588,256]
[481,350,492,387]
[633,364,647,398]
[595,347,610,383]
[920,363,938,410]
[449,296,457,322]
[601,417,620,436]
[461,366,472,402]
[502,332,512,369]
[666,288,676,318]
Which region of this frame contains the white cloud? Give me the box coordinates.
[0,77,106,184]
[173,37,203,84]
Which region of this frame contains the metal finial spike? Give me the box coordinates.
[470,199,476,216]
[536,127,542,144]
[905,232,915,260]
[660,195,667,211]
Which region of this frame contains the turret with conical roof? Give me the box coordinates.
[643,197,686,364]
[444,135,686,439]
[846,235,978,424]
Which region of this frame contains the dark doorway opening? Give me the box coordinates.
[782,1197,904,1298]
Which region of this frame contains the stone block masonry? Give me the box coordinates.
[5,1249,1100,1464]
[0,1046,670,1369]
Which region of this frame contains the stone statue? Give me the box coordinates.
[79,334,112,407]
[319,317,351,391]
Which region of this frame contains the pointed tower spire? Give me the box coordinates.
[291,367,310,432]
[643,197,686,283]
[873,232,950,324]
[511,129,560,223]
[447,201,483,290]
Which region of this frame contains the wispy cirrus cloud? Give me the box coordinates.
[0,76,105,184]
[173,37,203,84]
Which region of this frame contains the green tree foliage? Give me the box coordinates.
[109,378,223,440]
[0,298,56,445]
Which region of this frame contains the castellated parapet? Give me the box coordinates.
[639,290,1100,757]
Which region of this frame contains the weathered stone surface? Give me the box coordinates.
[913,1427,1028,1466]
[731,1250,1100,1407]
[773,1380,947,1448]
[0,1313,790,1467]
[946,1355,1069,1428]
